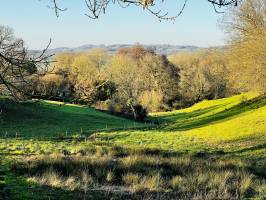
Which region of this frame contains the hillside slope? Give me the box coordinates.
[0,99,143,137]
[98,93,266,158]
[30,44,203,56]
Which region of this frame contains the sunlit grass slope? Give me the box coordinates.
[99,93,266,156]
[0,100,143,137]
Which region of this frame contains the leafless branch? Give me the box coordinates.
[0,26,53,100]
[49,0,242,21]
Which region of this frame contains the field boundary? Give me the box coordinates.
[0,123,159,141]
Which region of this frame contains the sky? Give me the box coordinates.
[0,0,227,49]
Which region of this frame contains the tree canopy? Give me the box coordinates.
[225,0,266,92]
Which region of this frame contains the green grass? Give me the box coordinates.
[98,93,266,156]
[1,140,265,199]
[0,99,144,138]
[0,93,266,199]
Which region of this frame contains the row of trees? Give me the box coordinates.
[30,45,180,120]
[33,42,256,119]
[1,0,265,121]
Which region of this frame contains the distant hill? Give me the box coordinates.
[30,44,206,56]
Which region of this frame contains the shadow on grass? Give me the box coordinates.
[0,133,264,200]
[158,95,266,131]
[152,104,227,122]
[4,144,265,200]
[1,95,265,139]
[3,173,195,200]
[0,99,146,138]
[3,173,138,200]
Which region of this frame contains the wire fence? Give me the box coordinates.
[0,122,161,142]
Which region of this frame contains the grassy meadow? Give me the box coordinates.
[98,93,266,154]
[0,93,266,199]
[0,99,144,138]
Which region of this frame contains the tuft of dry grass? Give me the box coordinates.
[122,173,141,190]
[106,171,115,183]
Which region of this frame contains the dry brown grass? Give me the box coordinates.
[10,145,265,199]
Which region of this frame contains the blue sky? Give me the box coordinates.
[1,0,227,49]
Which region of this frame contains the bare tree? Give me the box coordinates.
[0,25,51,100]
[225,0,266,93]
[49,0,242,21]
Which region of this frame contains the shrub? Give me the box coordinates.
[132,104,148,121]
[107,101,148,121]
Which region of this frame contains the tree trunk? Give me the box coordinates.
[130,104,137,120]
